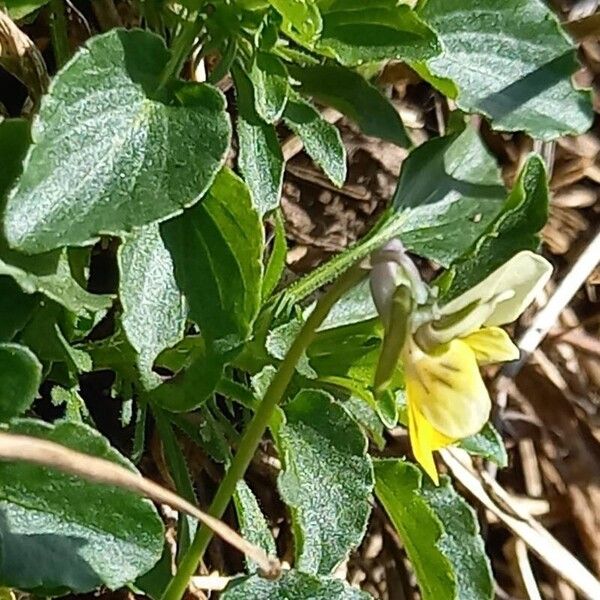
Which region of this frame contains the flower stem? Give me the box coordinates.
[49,0,70,69]
[160,266,365,600]
[158,13,203,89]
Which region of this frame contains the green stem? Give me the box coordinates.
[161,266,365,600]
[49,0,70,69]
[158,13,204,89]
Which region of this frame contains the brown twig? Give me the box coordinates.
[0,432,281,579]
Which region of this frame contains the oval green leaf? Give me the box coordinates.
[4,29,231,253]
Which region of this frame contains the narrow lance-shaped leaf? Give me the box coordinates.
[4,29,231,253]
[374,459,456,600]
[289,64,409,147]
[417,0,593,140]
[233,63,285,216]
[161,167,264,355]
[248,52,289,123]
[375,459,494,600]
[283,91,347,188]
[233,481,277,574]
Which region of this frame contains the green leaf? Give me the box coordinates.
[374,459,456,600]
[0,343,41,421]
[443,154,548,300]
[274,390,373,575]
[1,0,49,19]
[290,64,409,147]
[318,3,440,66]
[149,339,224,412]
[0,252,111,319]
[418,0,593,140]
[0,419,164,594]
[0,119,29,199]
[283,91,346,187]
[319,278,377,330]
[393,127,506,267]
[4,29,231,253]
[267,317,316,378]
[233,64,285,216]
[119,224,186,389]
[460,422,508,468]
[421,477,494,600]
[234,480,277,574]
[222,570,371,599]
[161,168,263,354]
[0,277,37,342]
[278,130,543,309]
[262,210,287,300]
[375,459,494,600]
[268,0,322,43]
[152,408,197,559]
[248,52,289,123]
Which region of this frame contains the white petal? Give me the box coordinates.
[422,251,552,344]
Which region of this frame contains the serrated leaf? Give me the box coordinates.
[393,127,506,267]
[161,168,263,354]
[290,64,409,147]
[248,52,289,123]
[234,64,285,216]
[222,570,371,599]
[460,422,508,468]
[0,419,164,594]
[421,477,494,600]
[418,0,593,140]
[443,154,548,300]
[4,29,231,253]
[119,224,186,389]
[283,91,346,187]
[274,390,373,575]
[318,3,440,66]
[0,343,41,421]
[374,459,456,600]
[234,480,277,574]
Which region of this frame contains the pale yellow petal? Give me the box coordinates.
[435,250,552,334]
[407,399,455,485]
[405,337,491,439]
[461,326,520,366]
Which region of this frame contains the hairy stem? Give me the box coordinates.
[161,266,365,600]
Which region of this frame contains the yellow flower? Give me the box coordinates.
[371,247,552,484]
[404,327,518,484]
